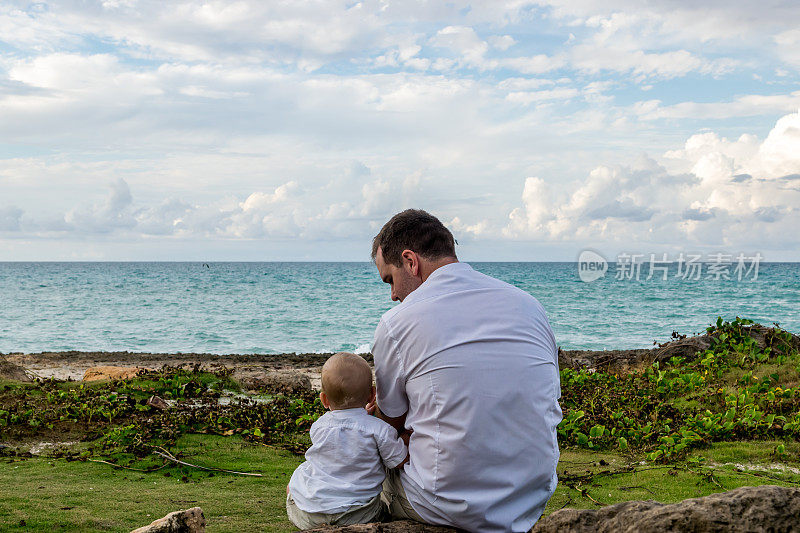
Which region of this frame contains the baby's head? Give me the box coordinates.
[320,352,374,410]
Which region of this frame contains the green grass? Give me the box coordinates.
[0,434,303,532]
[547,444,800,513]
[2,438,798,532]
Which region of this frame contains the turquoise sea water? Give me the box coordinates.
[0,262,798,354]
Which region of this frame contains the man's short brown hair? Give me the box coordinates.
[321,353,373,409]
[371,209,457,267]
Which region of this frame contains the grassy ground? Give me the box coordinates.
[2,318,800,531]
[0,434,303,532]
[2,437,799,532]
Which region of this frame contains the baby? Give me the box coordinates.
[286,352,407,529]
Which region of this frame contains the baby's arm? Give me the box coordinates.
[376,425,408,469]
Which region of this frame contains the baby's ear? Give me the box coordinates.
[320,391,331,409]
[370,385,376,403]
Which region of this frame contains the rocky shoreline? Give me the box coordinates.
[2,350,341,390]
[3,323,799,390]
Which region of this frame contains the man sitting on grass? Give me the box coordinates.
[371,209,562,532]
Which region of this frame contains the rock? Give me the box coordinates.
[652,334,715,361]
[559,323,800,372]
[0,355,31,382]
[83,366,144,381]
[130,507,205,533]
[147,395,169,410]
[532,485,800,533]
[238,371,312,395]
[301,520,457,532]
[653,324,800,364]
[558,348,652,372]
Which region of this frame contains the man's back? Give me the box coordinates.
[373,262,562,532]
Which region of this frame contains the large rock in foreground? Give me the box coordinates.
[533,485,800,533]
[130,507,205,533]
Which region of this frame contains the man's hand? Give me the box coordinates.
[398,452,410,467]
[365,397,377,416]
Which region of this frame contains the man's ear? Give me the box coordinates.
[401,249,420,277]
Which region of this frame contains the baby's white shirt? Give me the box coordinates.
[287,407,407,514]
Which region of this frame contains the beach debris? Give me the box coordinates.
[146,395,169,410]
[151,446,263,477]
[130,507,205,533]
[531,485,800,533]
[0,355,32,382]
[83,366,145,381]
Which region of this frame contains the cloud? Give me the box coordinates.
[430,26,489,69]
[665,109,800,179]
[506,87,580,105]
[504,110,800,250]
[2,1,800,259]
[0,205,23,231]
[635,93,800,120]
[570,46,712,80]
[488,35,516,51]
[448,216,489,237]
[539,0,800,48]
[134,198,195,236]
[775,28,800,69]
[13,173,406,242]
[63,178,137,233]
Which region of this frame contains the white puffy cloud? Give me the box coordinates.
[505,110,800,250]
[448,216,489,237]
[488,35,516,51]
[63,178,137,233]
[430,26,490,69]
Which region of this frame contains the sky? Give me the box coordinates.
[1,1,799,261]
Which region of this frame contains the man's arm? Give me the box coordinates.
[371,318,411,442]
[376,405,408,442]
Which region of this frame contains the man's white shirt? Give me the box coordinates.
[372,262,562,533]
[287,408,407,514]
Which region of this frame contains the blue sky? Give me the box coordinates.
[1,0,799,261]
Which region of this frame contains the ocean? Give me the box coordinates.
[1,262,798,355]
